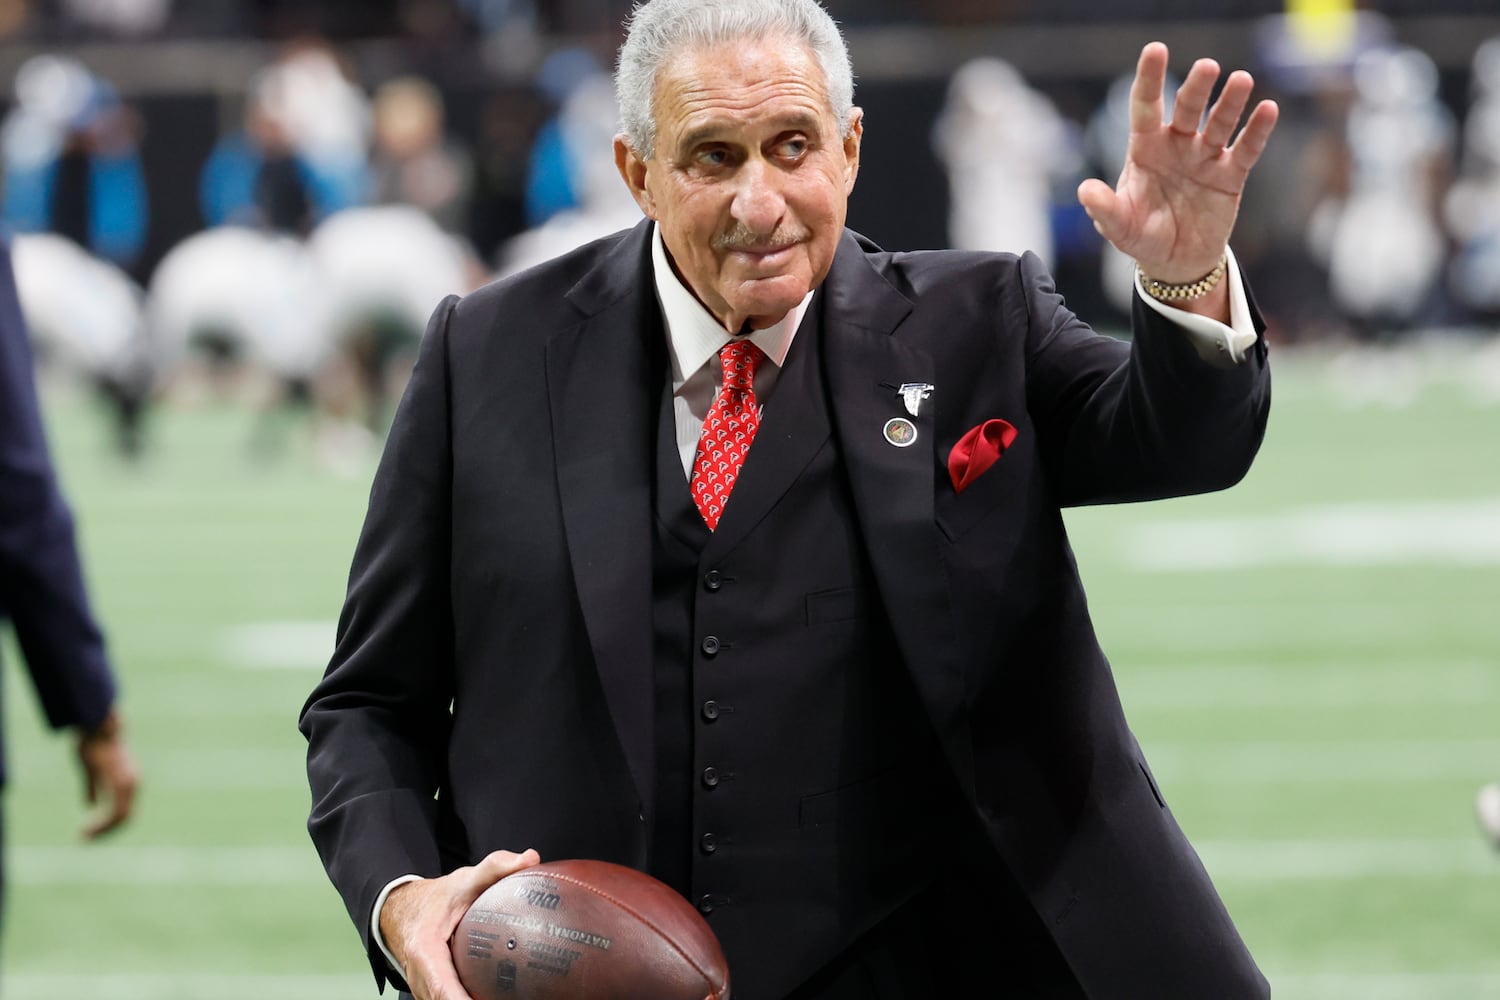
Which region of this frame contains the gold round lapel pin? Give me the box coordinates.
[883,417,918,448]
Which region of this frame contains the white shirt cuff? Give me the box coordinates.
[371,873,424,982]
[1134,246,1258,367]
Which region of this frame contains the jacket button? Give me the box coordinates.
[698,894,714,915]
[702,766,720,788]
[701,635,720,656]
[703,570,723,592]
[701,700,720,721]
[700,832,718,854]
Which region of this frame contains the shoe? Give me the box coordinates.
[1477,784,1500,847]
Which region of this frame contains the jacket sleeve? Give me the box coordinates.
[298,294,461,989]
[0,237,116,743]
[1018,251,1271,508]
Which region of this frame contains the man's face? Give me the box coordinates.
[615,39,862,332]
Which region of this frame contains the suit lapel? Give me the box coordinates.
[821,232,971,781]
[547,222,660,813]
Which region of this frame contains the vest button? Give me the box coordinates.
[701,766,720,788]
[703,570,723,592]
[700,832,718,854]
[700,635,721,656]
[698,894,714,915]
[701,700,720,721]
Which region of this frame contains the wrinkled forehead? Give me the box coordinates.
[650,38,836,144]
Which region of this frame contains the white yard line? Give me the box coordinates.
[1269,973,1500,1000]
[1145,738,1500,784]
[11,846,322,885]
[221,621,337,669]
[2,974,372,1000]
[1119,659,1500,710]
[1196,837,1499,880]
[6,971,1500,1000]
[14,834,1496,888]
[1122,498,1500,571]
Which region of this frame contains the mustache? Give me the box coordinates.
[712,223,810,253]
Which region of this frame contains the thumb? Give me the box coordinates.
[454,849,541,910]
[473,848,541,884]
[1076,178,1125,245]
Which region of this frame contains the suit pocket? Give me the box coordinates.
[805,587,865,625]
[799,766,920,832]
[935,444,1023,542]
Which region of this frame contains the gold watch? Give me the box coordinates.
[1138,254,1228,302]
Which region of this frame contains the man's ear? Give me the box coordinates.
[842,108,864,194]
[614,136,657,219]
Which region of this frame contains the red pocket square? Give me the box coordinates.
[948,419,1018,494]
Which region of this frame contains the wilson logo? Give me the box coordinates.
[521,888,562,910]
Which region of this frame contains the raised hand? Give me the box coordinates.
[1077,42,1279,287]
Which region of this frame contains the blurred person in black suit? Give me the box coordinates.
[0,233,139,931]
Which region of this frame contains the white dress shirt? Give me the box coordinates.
[651,225,813,477]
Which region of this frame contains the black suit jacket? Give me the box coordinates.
[0,236,117,787]
[302,220,1271,996]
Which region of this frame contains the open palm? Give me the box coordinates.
[1078,42,1279,284]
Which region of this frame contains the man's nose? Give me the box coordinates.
[729,158,786,236]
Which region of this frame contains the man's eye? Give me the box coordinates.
[698,148,729,167]
[777,138,808,158]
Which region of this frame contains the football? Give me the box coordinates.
[451,859,731,1000]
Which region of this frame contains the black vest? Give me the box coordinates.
[645,303,971,999]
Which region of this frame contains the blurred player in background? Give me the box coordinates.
[0,233,139,933]
[1446,36,1500,322]
[933,55,1079,269]
[0,56,148,278]
[369,74,475,235]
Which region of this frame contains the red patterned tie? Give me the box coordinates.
[691,339,766,530]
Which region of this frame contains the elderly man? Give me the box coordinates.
[301,1,1279,997]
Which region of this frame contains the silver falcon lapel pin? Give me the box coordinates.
[897,382,935,418]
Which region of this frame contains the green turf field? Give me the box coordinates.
[3,345,1497,999]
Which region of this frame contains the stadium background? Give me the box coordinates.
[2,0,1498,997]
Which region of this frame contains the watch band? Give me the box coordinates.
[1138,254,1228,302]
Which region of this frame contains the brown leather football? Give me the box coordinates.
[451,859,731,1000]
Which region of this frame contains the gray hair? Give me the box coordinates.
[614,0,855,158]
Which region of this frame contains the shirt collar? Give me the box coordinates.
[650,223,811,388]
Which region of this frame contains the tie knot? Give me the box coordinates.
[719,339,765,392]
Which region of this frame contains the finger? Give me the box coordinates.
[416,957,476,1000]
[1076,178,1126,244]
[1202,70,1254,149]
[1169,58,1220,135]
[83,779,135,839]
[1128,42,1169,134]
[82,810,114,839]
[1227,99,1280,172]
[82,803,120,839]
[410,953,476,1000]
